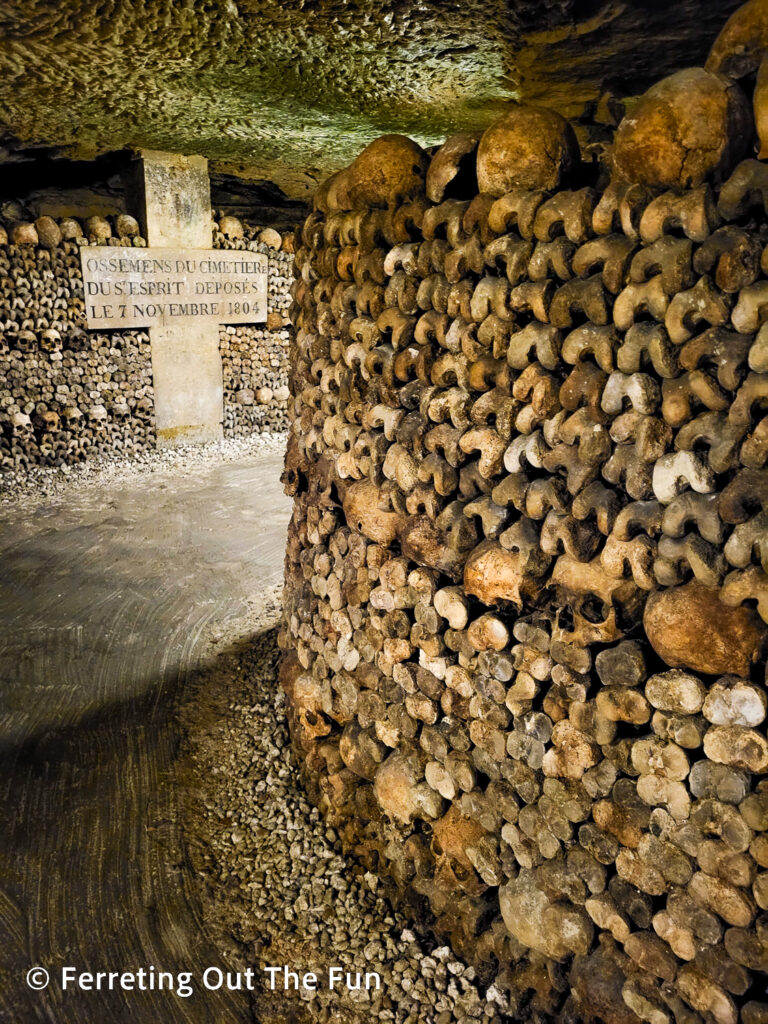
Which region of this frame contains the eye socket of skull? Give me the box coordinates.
[579,596,611,624]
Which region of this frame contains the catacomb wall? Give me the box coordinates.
[216,220,294,436]
[0,215,155,473]
[279,68,768,1024]
[0,211,293,477]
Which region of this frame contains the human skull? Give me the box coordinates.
[40,328,62,352]
[35,409,60,435]
[476,105,580,195]
[10,411,33,439]
[612,67,751,189]
[85,216,112,242]
[61,405,83,429]
[430,807,487,897]
[329,135,429,211]
[549,555,644,647]
[88,404,108,431]
[15,330,37,353]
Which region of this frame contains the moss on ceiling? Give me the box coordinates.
[0,0,744,198]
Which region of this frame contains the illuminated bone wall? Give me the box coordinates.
[216,219,293,436]
[0,212,292,477]
[279,6,768,1020]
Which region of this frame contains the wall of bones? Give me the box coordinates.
[0,212,293,476]
[215,219,294,436]
[279,5,768,1021]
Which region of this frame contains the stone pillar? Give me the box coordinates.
[131,150,223,446]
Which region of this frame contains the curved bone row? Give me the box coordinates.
[0,215,295,472]
[279,163,768,1023]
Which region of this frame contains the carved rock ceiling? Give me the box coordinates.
[0,0,744,199]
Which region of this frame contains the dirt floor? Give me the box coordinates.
[0,439,291,1022]
[0,437,494,1024]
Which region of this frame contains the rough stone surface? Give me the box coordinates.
[0,1,744,198]
[134,151,223,446]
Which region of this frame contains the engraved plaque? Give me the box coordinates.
[80,247,268,329]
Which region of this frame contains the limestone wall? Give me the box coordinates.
[0,210,293,479]
[279,76,768,1024]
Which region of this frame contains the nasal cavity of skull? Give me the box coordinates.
[557,605,575,632]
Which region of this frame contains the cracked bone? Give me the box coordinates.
[613,68,751,190]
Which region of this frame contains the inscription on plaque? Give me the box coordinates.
[80,246,268,329]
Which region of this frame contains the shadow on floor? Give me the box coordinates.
[0,630,272,1023]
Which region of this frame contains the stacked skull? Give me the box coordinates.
[0,211,295,480]
[214,215,294,436]
[279,7,768,1021]
[0,214,155,476]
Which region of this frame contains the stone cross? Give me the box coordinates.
[129,150,224,445]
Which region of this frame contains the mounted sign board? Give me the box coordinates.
[80,247,268,329]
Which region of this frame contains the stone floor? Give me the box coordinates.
[0,446,291,1022]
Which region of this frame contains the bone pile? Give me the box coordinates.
[0,213,155,475]
[215,216,294,436]
[279,5,768,1021]
[0,210,294,478]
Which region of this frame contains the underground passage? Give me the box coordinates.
[2,1,768,1021]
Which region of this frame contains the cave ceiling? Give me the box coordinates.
[0,0,745,200]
